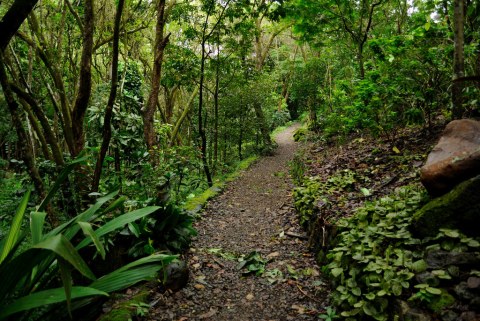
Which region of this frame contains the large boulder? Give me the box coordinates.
[412,175,480,237]
[420,119,480,196]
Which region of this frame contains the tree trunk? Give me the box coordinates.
[71,0,94,157]
[92,0,125,192]
[213,43,220,170]
[452,0,465,119]
[144,0,169,159]
[198,32,213,186]
[0,0,38,51]
[0,52,56,224]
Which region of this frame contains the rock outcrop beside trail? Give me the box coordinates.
[420,119,480,196]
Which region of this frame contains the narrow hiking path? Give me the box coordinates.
[150,124,328,320]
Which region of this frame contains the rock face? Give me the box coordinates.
[412,175,480,237]
[420,119,480,196]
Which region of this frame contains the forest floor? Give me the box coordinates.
[148,124,329,320]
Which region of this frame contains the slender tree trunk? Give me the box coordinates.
[144,0,169,160]
[358,43,365,79]
[92,0,125,191]
[198,37,213,186]
[452,0,465,119]
[213,43,220,170]
[71,0,94,156]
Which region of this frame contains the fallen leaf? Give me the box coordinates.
[246,293,254,300]
[267,251,280,259]
[194,284,205,290]
[392,146,401,154]
[291,304,305,314]
[198,308,217,319]
[193,263,201,269]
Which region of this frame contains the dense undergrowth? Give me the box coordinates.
[292,126,480,320]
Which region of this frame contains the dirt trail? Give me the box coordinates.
[150,124,328,320]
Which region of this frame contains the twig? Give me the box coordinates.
[296,283,323,303]
[285,232,308,240]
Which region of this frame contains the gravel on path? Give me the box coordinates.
[149,124,329,321]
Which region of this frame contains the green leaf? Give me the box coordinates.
[411,259,428,273]
[90,254,176,293]
[0,287,108,319]
[0,191,30,264]
[424,22,431,31]
[34,234,96,280]
[331,267,343,277]
[426,287,442,295]
[360,187,371,196]
[78,222,106,260]
[47,190,118,239]
[439,229,460,238]
[76,206,160,250]
[467,240,480,248]
[58,258,73,317]
[30,211,47,245]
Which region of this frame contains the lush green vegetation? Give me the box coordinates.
[1,0,479,318]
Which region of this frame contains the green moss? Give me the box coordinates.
[426,289,455,312]
[97,289,149,321]
[413,175,480,237]
[293,127,308,142]
[183,156,258,212]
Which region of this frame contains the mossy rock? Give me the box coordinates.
[426,289,455,312]
[293,127,308,142]
[97,289,149,321]
[413,175,480,237]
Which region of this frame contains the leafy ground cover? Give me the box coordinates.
[293,124,480,320]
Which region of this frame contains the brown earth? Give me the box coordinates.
[148,124,329,320]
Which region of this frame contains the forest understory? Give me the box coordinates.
[99,121,460,321]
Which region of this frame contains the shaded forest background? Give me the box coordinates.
[0,0,479,319]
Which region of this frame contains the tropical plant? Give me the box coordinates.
[0,189,177,320]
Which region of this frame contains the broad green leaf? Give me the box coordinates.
[360,187,371,196]
[34,234,96,280]
[76,206,160,250]
[410,259,428,273]
[0,191,30,264]
[426,287,442,295]
[0,286,108,319]
[331,267,343,277]
[30,211,47,245]
[78,222,106,260]
[439,228,460,238]
[424,22,431,31]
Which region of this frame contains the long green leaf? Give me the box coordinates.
[34,234,96,280]
[46,190,118,239]
[0,190,30,264]
[0,249,50,302]
[90,266,161,293]
[38,156,88,212]
[30,211,47,245]
[89,254,177,293]
[76,206,160,250]
[0,286,108,320]
[58,258,73,318]
[78,222,106,260]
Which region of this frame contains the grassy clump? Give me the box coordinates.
[183,156,258,212]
